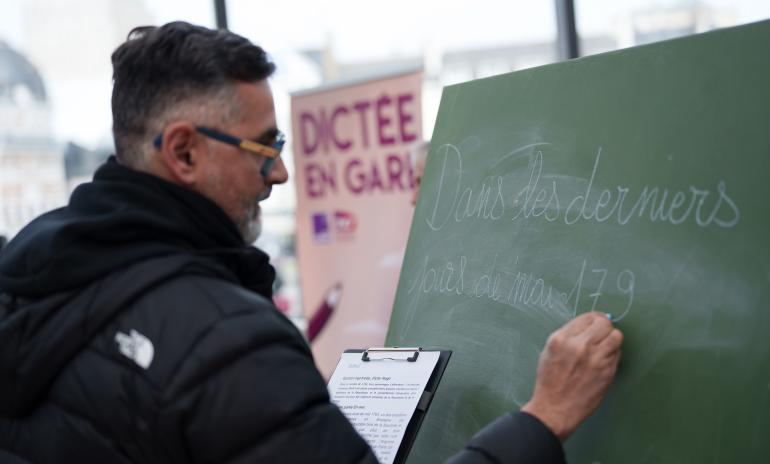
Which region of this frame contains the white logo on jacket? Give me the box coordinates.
[115,329,154,369]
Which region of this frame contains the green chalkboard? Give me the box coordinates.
[386,20,770,463]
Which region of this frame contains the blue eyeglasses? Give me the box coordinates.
[153,126,286,177]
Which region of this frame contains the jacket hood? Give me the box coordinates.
[0,158,276,417]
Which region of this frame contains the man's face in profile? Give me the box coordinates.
[198,80,289,243]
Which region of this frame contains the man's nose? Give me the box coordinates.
[267,156,289,185]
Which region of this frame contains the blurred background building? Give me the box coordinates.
[0,0,767,318]
[0,40,65,237]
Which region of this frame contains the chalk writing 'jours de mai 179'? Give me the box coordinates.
[424,143,741,231]
[406,253,636,322]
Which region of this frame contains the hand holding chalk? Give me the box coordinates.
[521,311,623,441]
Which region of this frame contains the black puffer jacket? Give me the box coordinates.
[0,159,373,463]
[0,159,564,463]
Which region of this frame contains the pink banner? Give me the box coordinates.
[291,70,423,377]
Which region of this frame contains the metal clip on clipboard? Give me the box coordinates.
[361,347,421,362]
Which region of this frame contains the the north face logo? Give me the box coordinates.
[115,329,155,369]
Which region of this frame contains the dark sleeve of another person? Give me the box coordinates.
[445,411,566,464]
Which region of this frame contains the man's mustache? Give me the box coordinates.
[256,186,272,202]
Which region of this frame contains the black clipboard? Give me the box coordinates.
[340,347,452,464]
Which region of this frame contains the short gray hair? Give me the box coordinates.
[110,22,275,167]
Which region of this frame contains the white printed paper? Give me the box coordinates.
[328,351,441,464]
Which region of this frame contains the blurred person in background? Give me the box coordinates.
[410,140,430,206]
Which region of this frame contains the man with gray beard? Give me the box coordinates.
[0,22,621,463]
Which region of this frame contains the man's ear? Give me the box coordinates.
[155,121,206,186]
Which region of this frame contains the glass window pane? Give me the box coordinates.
[227,0,560,319]
[577,0,770,55]
[0,0,214,241]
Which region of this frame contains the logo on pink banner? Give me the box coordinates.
[310,210,358,243]
[292,70,423,378]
